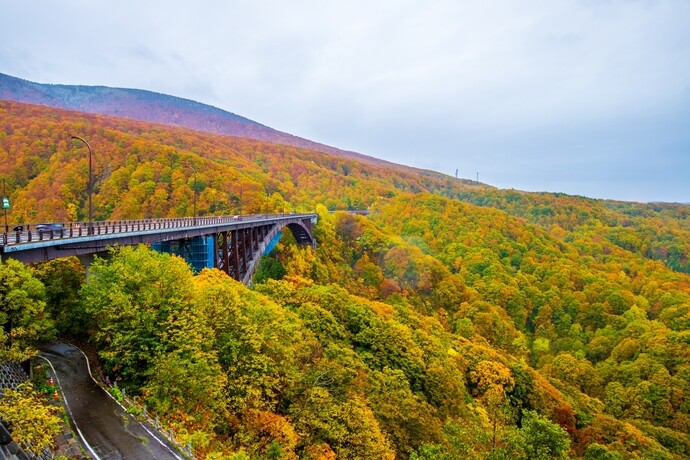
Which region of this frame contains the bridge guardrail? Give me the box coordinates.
[0,214,314,247]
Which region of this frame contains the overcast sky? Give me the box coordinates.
[1,0,689,202]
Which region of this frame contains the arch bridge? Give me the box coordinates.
[0,214,316,284]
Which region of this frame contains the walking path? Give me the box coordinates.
[39,342,185,460]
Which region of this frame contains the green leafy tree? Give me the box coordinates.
[31,257,86,337]
[253,248,286,284]
[194,269,317,417]
[142,319,228,436]
[519,410,571,459]
[409,443,455,460]
[584,443,623,460]
[80,245,195,387]
[0,259,54,363]
[469,359,516,451]
[367,367,443,457]
[291,387,395,460]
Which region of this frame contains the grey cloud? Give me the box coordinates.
[0,0,688,202]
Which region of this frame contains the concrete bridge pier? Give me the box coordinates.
[77,251,109,279]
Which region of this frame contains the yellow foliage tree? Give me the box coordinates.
[0,382,61,454]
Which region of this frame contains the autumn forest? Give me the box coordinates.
[1,100,690,459]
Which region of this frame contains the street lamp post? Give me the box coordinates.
[238,183,243,216]
[2,179,8,233]
[185,163,198,225]
[70,136,94,235]
[192,168,197,226]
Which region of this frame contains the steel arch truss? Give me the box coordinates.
[215,218,314,284]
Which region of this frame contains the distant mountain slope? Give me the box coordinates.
[0,98,687,274]
[0,72,395,168]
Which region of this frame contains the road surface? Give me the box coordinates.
[39,342,185,460]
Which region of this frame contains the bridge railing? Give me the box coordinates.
[1,214,312,247]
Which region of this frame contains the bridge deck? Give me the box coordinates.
[1,214,317,283]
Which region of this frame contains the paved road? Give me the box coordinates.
[39,342,185,460]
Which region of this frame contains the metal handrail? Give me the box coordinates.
[0,214,315,247]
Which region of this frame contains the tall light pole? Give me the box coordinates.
[2,178,8,233]
[238,183,243,216]
[185,163,197,225]
[70,136,93,235]
[191,167,197,226]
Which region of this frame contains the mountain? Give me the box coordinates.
[0,72,399,169]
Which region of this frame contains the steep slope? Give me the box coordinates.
[0,100,484,223]
[0,72,405,169]
[445,187,690,274]
[1,100,687,275]
[272,203,690,458]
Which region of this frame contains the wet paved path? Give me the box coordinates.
[39,342,185,460]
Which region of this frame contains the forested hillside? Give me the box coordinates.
[0,100,471,222]
[1,100,686,274]
[0,72,395,168]
[1,100,689,458]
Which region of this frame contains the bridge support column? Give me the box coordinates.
[77,253,95,279]
[213,233,218,272]
[231,229,240,281]
[77,251,109,279]
[220,231,230,276]
[247,229,253,270]
[239,229,247,276]
[243,229,250,266]
[248,228,253,262]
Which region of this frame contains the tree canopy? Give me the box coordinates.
[1,100,689,458]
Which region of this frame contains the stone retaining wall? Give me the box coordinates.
[0,363,28,393]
